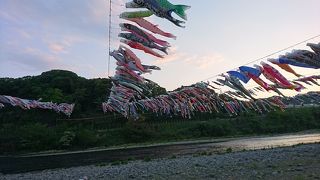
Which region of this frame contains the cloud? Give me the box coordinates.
[17,30,32,39]
[0,0,110,42]
[48,43,66,54]
[185,53,225,70]
[0,0,112,77]
[155,46,187,65]
[3,46,62,71]
[46,35,84,54]
[0,10,18,23]
[154,45,225,70]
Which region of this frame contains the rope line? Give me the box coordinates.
[214,71,320,95]
[201,34,320,82]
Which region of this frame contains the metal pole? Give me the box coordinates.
[108,0,112,77]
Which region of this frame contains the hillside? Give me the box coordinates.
[0,70,166,116]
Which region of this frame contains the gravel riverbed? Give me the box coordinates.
[1,143,320,180]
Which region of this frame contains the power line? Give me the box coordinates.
[201,34,320,82]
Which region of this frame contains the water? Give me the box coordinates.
[203,133,320,151]
[1,132,319,174]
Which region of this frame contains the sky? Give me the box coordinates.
[0,0,320,97]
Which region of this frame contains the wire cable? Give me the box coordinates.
[201,34,320,82]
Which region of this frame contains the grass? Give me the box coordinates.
[143,156,152,162]
[293,175,306,180]
[170,155,177,159]
[1,107,319,155]
[226,147,232,153]
[110,160,122,166]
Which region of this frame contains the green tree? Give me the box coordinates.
[40,88,64,103]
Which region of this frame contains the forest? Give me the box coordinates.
[0,70,319,154]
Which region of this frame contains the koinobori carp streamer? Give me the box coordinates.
[105,0,320,120]
[0,95,74,116]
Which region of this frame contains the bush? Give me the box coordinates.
[19,123,58,151]
[74,129,98,148]
[234,116,263,134]
[1,107,320,154]
[182,120,233,138]
[58,131,76,148]
[97,129,125,147]
[121,122,156,143]
[0,123,20,154]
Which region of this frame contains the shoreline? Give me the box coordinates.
[5,129,320,157]
[2,143,320,179]
[1,131,319,175]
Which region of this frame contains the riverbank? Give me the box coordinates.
[1,131,319,174]
[2,107,320,155]
[2,143,320,179]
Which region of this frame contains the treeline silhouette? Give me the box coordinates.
[0,70,319,154]
[0,70,166,117]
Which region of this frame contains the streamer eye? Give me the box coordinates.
[134,0,144,6]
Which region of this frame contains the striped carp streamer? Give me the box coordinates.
[105,0,320,120]
[0,95,74,116]
[104,0,190,119]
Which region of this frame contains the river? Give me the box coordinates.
[1,131,319,174]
